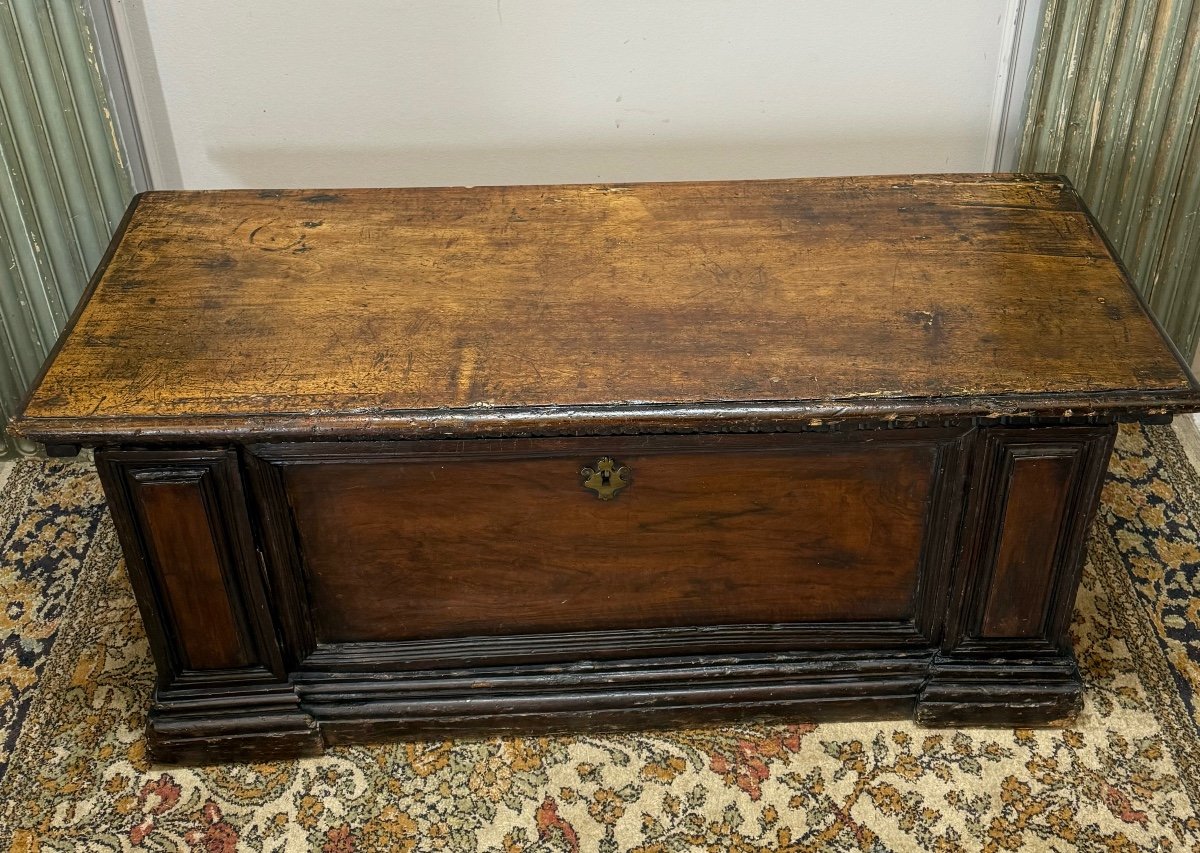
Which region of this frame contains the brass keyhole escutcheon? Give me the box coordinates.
[581,457,630,501]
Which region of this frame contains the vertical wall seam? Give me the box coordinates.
[48,1,108,251]
[12,1,98,277]
[0,0,86,313]
[1060,0,1127,181]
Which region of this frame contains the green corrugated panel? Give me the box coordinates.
[1021,0,1200,358]
[1150,102,1200,358]
[1082,0,1159,212]
[1058,0,1127,181]
[0,0,133,458]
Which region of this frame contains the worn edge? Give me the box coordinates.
[9,388,1200,446]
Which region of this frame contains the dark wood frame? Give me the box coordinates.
[88,419,1117,762]
[97,449,321,761]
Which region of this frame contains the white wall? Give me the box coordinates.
[110,0,1041,190]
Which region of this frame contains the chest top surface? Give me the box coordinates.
[13,174,1200,442]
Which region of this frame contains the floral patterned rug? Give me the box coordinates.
[1,424,1200,852]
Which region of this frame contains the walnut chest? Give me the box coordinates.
[12,175,1200,763]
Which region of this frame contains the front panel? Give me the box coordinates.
[250,429,971,662]
[87,421,1121,757]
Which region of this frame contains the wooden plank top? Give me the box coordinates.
[13,174,1200,442]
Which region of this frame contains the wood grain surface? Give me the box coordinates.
[979,453,1075,638]
[279,436,936,642]
[131,477,251,669]
[13,174,1199,442]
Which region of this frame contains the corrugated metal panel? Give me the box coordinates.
[1021,0,1200,358]
[0,0,133,457]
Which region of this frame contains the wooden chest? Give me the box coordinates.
[12,175,1200,763]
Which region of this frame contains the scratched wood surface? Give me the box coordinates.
[13,174,1199,439]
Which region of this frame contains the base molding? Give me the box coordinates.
[148,680,323,764]
[140,649,1089,759]
[915,654,1083,726]
[306,653,925,744]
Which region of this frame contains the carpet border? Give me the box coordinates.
[1089,529,1200,810]
[0,460,43,546]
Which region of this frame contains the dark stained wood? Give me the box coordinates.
[944,425,1116,655]
[243,450,318,668]
[94,449,289,679]
[95,449,323,763]
[980,454,1076,638]
[15,177,1200,761]
[910,428,974,642]
[9,175,1200,445]
[301,623,932,672]
[147,676,323,765]
[278,433,936,641]
[305,650,932,745]
[919,425,1117,726]
[131,475,250,669]
[916,656,1083,727]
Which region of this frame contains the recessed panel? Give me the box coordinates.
[980,452,1077,639]
[132,475,251,669]
[276,437,940,642]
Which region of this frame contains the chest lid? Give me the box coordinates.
[12,174,1200,443]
